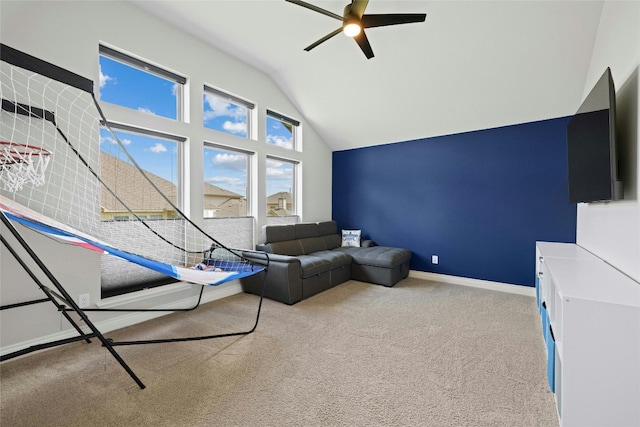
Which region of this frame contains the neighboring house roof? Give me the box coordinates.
[204,181,244,199]
[266,192,293,216]
[268,208,293,216]
[100,152,242,212]
[266,191,292,205]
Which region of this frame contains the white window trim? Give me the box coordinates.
[266,109,300,151]
[266,155,299,216]
[203,85,256,140]
[99,44,187,122]
[203,141,255,218]
[102,121,186,212]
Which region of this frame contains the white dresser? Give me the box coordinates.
[536,242,640,427]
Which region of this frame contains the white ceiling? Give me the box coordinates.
[132,0,605,151]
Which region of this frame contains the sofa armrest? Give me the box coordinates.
[240,251,303,305]
[242,250,300,266]
[361,239,376,248]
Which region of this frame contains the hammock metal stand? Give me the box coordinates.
[0,211,269,389]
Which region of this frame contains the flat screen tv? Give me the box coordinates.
[566,67,622,203]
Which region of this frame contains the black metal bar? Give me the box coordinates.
[0,234,90,343]
[0,212,146,389]
[1,44,94,93]
[0,333,98,362]
[64,286,206,313]
[2,213,269,386]
[109,254,269,347]
[1,99,55,123]
[0,298,49,310]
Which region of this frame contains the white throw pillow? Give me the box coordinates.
[341,229,361,247]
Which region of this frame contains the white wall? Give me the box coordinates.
[0,0,332,351]
[577,1,640,281]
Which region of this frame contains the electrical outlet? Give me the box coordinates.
[78,293,90,308]
[431,255,439,265]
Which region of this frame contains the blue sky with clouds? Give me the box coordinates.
[203,146,247,197]
[99,55,294,198]
[99,56,176,119]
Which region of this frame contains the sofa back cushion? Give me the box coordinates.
[260,221,341,255]
[322,234,342,250]
[295,223,319,239]
[263,224,296,243]
[299,237,326,254]
[266,240,304,256]
[317,220,337,236]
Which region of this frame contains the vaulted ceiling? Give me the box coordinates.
[132,1,605,151]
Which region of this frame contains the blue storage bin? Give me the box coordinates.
[541,305,549,345]
[546,325,555,393]
[535,277,542,314]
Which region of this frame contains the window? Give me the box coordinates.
[203,143,250,218]
[266,110,299,150]
[203,86,254,138]
[99,124,184,221]
[266,156,297,216]
[99,45,185,121]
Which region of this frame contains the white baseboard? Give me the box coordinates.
[0,281,242,359]
[408,270,535,297]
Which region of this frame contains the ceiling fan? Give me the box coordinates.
[285,0,426,59]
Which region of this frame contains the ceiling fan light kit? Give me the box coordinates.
[285,0,426,59]
[343,18,361,37]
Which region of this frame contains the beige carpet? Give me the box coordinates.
[0,277,558,426]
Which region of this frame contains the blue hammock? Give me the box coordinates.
[0,195,264,286]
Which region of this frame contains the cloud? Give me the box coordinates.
[212,153,246,171]
[266,167,290,179]
[99,66,113,88]
[207,176,245,187]
[267,135,294,150]
[266,162,293,180]
[100,135,132,146]
[138,107,156,115]
[149,143,167,153]
[222,120,247,135]
[203,94,246,120]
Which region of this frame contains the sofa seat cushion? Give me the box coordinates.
[298,251,351,278]
[334,246,411,269]
[313,250,352,267]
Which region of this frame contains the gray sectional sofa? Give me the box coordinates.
[240,221,411,305]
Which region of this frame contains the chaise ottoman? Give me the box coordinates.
[334,245,411,287]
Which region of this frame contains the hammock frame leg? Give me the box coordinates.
[105,263,268,346]
[0,212,146,389]
[0,235,94,354]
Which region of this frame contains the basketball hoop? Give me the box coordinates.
[0,141,51,192]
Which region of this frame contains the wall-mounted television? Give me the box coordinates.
[566,67,623,203]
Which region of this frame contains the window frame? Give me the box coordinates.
[100,121,187,212]
[265,155,299,217]
[99,44,186,121]
[203,85,255,140]
[266,109,300,151]
[202,142,254,219]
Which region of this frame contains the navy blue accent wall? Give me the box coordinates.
[332,117,577,287]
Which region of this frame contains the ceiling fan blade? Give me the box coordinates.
[361,13,426,29]
[304,28,343,51]
[354,30,374,59]
[285,0,342,21]
[349,0,369,18]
